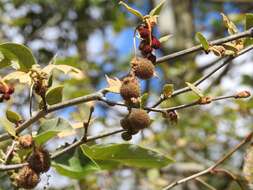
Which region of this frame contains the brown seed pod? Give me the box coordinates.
[16,166,40,189]
[121,131,132,141]
[120,76,140,101]
[131,57,155,80]
[120,117,131,131]
[120,117,139,135]
[28,147,51,173]
[18,134,34,149]
[128,109,150,130]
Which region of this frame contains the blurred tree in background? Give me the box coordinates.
[0,0,252,189]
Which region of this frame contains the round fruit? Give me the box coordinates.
[16,166,40,189]
[131,57,155,79]
[28,147,51,173]
[120,117,131,131]
[128,109,150,130]
[121,131,132,141]
[18,134,34,149]
[120,76,140,101]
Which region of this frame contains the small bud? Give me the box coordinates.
[198,96,213,104]
[3,93,10,100]
[235,91,251,99]
[163,110,178,124]
[7,86,15,94]
[141,44,153,55]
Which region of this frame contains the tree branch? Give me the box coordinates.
[162,131,253,190]
[0,129,125,171]
[0,90,105,142]
[151,45,253,109]
[156,28,253,64]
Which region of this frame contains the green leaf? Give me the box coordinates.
[119,1,143,19]
[245,13,253,30]
[140,93,149,108]
[0,118,16,137]
[53,147,100,179]
[196,32,209,51]
[159,34,172,43]
[163,84,174,98]
[34,117,73,145]
[245,14,253,46]
[186,82,204,98]
[149,0,166,16]
[82,143,174,170]
[45,85,64,105]
[0,43,36,71]
[6,110,22,124]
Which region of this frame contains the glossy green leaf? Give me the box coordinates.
[163,84,174,98]
[186,82,204,98]
[6,110,22,124]
[45,85,64,105]
[82,144,173,169]
[0,43,36,71]
[53,147,100,179]
[149,0,166,16]
[34,117,73,145]
[119,1,143,19]
[140,93,149,108]
[196,32,209,51]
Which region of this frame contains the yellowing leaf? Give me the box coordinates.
[42,64,84,79]
[57,130,76,138]
[105,75,122,93]
[0,118,16,137]
[3,71,32,85]
[149,0,166,16]
[186,82,204,98]
[159,34,172,43]
[221,13,238,35]
[72,122,84,129]
[119,1,143,19]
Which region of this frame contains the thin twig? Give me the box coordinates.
[162,132,253,190]
[151,45,253,109]
[5,141,17,164]
[156,28,253,64]
[82,106,94,141]
[0,90,105,142]
[0,128,125,171]
[195,178,217,190]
